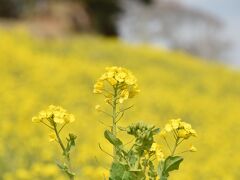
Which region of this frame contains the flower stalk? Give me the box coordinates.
[112,85,118,161]
[93,67,198,180]
[93,66,140,161]
[32,105,76,180]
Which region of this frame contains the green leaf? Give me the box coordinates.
[56,162,67,171]
[128,153,140,170]
[104,130,123,147]
[157,160,165,177]
[122,171,137,180]
[109,162,145,180]
[118,126,127,131]
[148,161,157,179]
[109,162,127,180]
[158,156,183,179]
[56,162,75,178]
[164,156,183,173]
[122,171,145,180]
[65,133,77,153]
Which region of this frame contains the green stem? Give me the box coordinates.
[53,123,66,153]
[171,137,179,156]
[53,123,74,180]
[112,86,118,161]
[66,155,74,180]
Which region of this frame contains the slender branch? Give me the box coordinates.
[99,110,113,117]
[177,138,184,146]
[53,123,66,153]
[117,105,134,116]
[98,143,114,158]
[53,122,74,180]
[58,123,67,133]
[41,121,54,130]
[123,138,135,146]
[102,89,114,96]
[171,138,179,156]
[177,150,190,154]
[172,129,178,140]
[97,119,111,128]
[115,111,124,123]
[128,144,135,154]
[163,137,172,153]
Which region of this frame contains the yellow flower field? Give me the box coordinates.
[0,28,240,179]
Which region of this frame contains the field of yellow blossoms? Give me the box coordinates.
[0,28,240,179]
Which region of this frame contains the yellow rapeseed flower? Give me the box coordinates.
[93,66,140,104]
[32,105,75,127]
[189,145,197,152]
[163,119,197,139]
[32,116,41,123]
[159,130,167,137]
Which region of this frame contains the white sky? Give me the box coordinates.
[180,0,240,66]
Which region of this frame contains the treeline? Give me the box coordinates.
[0,0,152,36]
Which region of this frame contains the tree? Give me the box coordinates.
[118,0,230,60]
[0,0,23,18]
[80,0,153,36]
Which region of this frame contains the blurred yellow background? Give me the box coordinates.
[0,28,240,179]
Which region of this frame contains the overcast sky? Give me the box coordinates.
[180,0,240,66]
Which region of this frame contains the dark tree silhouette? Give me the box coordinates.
[0,0,22,18]
[80,0,153,36]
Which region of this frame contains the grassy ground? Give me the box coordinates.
[0,28,240,179]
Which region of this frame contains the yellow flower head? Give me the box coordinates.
[93,81,104,94]
[164,118,197,139]
[159,130,167,137]
[32,105,75,126]
[189,145,197,152]
[93,66,140,104]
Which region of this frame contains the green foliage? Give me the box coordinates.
[56,162,75,179]
[65,133,77,156]
[148,161,157,180]
[105,123,160,179]
[109,162,143,180]
[127,123,160,155]
[110,162,145,180]
[158,156,184,179]
[104,130,123,148]
[58,133,77,180]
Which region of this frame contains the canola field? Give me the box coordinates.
[0,29,240,180]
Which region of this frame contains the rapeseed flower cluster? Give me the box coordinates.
[32,105,75,126]
[162,119,197,139]
[93,66,140,104]
[32,105,76,179]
